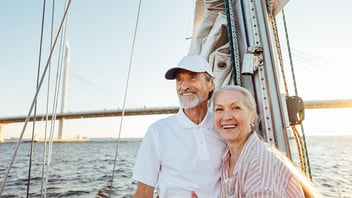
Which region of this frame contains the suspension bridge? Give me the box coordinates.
[1,99,352,143]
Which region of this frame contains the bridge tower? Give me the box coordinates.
[58,41,70,139]
[0,124,5,143]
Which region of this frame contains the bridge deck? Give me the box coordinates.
[0,99,351,124]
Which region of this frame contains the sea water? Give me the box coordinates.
[0,136,351,197]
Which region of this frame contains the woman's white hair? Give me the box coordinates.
[213,85,257,114]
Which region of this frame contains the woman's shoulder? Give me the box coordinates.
[244,135,294,175]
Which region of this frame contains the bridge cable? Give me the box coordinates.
[0,0,72,195]
[108,0,142,197]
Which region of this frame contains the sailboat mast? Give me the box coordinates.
[188,0,311,176]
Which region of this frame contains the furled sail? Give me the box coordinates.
[188,0,311,177]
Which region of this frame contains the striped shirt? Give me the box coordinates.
[220,132,305,198]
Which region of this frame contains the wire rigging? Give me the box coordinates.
[108,0,142,197]
[27,0,48,196]
[0,0,72,195]
[43,1,71,197]
[40,0,55,196]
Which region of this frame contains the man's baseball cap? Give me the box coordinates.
[164,55,214,80]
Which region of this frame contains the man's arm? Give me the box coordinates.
[134,182,155,198]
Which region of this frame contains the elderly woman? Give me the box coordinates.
[212,85,319,198]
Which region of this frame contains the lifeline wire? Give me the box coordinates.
[0,0,72,195]
[108,0,142,197]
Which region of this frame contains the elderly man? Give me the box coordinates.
[133,55,226,197]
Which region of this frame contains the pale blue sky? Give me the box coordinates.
[1,0,351,139]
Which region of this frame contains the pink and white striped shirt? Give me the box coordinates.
[220,132,305,198]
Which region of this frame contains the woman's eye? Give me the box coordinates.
[232,106,241,111]
[215,108,223,112]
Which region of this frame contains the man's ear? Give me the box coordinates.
[208,78,215,92]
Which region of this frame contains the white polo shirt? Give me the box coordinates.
[133,109,226,197]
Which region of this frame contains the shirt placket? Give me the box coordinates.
[194,127,210,160]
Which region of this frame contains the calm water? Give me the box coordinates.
[0,136,351,197]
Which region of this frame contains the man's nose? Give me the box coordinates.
[178,80,192,90]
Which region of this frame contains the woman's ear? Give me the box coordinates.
[250,112,256,124]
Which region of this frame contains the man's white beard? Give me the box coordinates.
[179,96,206,109]
[180,98,199,109]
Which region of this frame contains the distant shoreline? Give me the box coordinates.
[3,134,351,144]
[1,137,143,144]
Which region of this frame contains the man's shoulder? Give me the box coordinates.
[149,114,177,129]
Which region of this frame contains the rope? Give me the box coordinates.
[281,10,298,95]
[270,8,307,169]
[270,14,289,96]
[291,126,306,173]
[271,6,312,179]
[281,9,312,179]
[224,0,241,85]
[108,0,142,197]
[0,0,72,195]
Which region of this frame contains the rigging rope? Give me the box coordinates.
[271,15,289,96]
[108,0,142,197]
[270,8,312,179]
[291,126,306,173]
[0,0,72,195]
[270,9,309,173]
[281,9,312,179]
[224,0,241,85]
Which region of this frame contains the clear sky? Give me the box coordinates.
[0,0,352,139]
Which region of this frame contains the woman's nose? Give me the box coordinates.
[222,109,233,119]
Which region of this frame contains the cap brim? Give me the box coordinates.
[165,67,180,80]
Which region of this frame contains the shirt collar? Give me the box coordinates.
[221,131,259,162]
[176,108,214,129]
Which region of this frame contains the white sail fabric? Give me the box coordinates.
[188,0,233,93]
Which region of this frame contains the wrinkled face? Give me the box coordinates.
[213,89,255,143]
[176,70,214,109]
